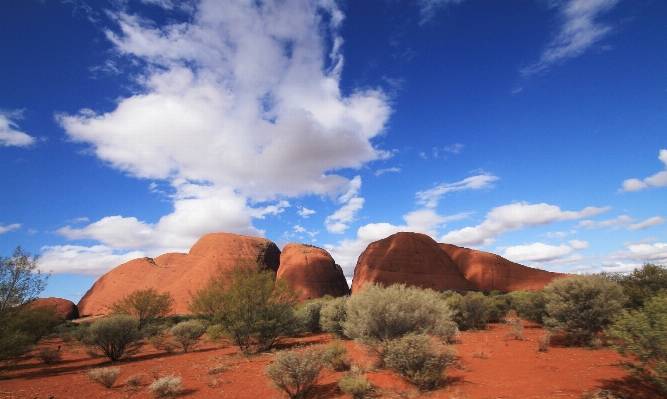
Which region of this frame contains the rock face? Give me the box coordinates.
[439,243,565,292]
[351,232,477,294]
[29,297,79,320]
[277,244,349,302]
[351,232,565,294]
[77,233,281,316]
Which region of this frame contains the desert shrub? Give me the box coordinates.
[170,320,206,353]
[607,294,667,392]
[445,291,491,331]
[295,299,328,333]
[343,284,454,344]
[0,305,63,362]
[606,263,667,310]
[205,324,226,342]
[319,296,348,338]
[149,375,183,397]
[88,366,121,388]
[265,347,325,399]
[38,347,62,363]
[538,331,551,352]
[83,315,144,361]
[543,275,626,346]
[323,339,350,371]
[383,333,456,391]
[338,370,373,398]
[487,294,512,323]
[509,290,548,324]
[504,315,523,340]
[190,267,298,353]
[111,288,173,330]
[124,373,145,387]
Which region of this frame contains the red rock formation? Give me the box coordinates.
[351,232,476,294]
[29,297,79,320]
[77,233,280,316]
[439,243,565,292]
[277,243,349,302]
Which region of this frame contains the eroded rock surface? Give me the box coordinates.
[351,232,476,294]
[439,243,565,292]
[29,297,79,320]
[277,243,349,302]
[77,233,281,316]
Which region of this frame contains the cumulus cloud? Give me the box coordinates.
[0,223,21,234]
[522,0,620,76]
[53,0,392,274]
[441,202,610,247]
[297,206,316,218]
[628,216,665,231]
[416,174,499,208]
[40,245,146,276]
[620,149,667,192]
[611,242,667,265]
[0,110,35,147]
[601,261,642,274]
[577,215,664,231]
[503,242,575,263]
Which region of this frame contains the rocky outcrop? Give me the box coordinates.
[77,233,281,316]
[439,243,565,292]
[277,243,349,302]
[351,232,477,294]
[29,297,79,320]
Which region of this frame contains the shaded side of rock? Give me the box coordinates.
[439,243,565,292]
[277,243,350,302]
[351,232,476,294]
[29,297,79,320]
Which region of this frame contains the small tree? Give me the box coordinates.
[543,275,626,345]
[608,294,667,392]
[607,263,667,309]
[84,315,144,361]
[319,296,348,338]
[111,288,173,330]
[170,320,206,353]
[445,292,492,331]
[508,290,548,324]
[0,247,50,361]
[190,267,298,353]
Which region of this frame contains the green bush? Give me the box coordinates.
[606,263,667,309]
[338,370,373,398]
[543,275,626,346]
[111,288,173,330]
[445,291,491,331]
[343,284,454,343]
[170,320,206,353]
[383,333,456,391]
[265,347,325,399]
[319,296,348,338]
[84,315,144,361]
[190,268,298,353]
[608,294,667,392]
[295,299,328,333]
[487,294,512,323]
[509,290,548,324]
[323,339,350,371]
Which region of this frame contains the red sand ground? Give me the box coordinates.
[0,323,662,399]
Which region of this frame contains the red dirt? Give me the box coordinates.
[2,323,661,399]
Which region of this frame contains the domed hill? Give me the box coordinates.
[29,297,79,320]
[277,243,349,302]
[439,243,565,292]
[351,232,476,294]
[78,233,281,316]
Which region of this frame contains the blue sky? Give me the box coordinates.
[1,0,665,302]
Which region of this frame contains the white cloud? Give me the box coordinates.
[297,206,315,218]
[441,202,610,247]
[443,143,464,154]
[416,174,499,208]
[578,215,634,230]
[569,239,589,250]
[293,224,319,240]
[620,149,667,192]
[628,216,665,231]
[601,261,642,274]
[338,176,362,204]
[611,242,667,265]
[40,245,147,276]
[0,110,35,147]
[325,197,365,234]
[375,167,401,176]
[0,223,21,234]
[417,0,464,24]
[522,0,620,76]
[503,242,574,263]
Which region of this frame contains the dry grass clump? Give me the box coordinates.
[338,366,374,398]
[149,375,183,397]
[38,347,62,363]
[124,373,146,388]
[538,331,551,352]
[88,366,121,388]
[503,316,524,340]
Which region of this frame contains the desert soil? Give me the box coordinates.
[0,323,662,399]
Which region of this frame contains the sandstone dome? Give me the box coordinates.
[77,233,280,316]
[351,232,476,294]
[29,297,79,320]
[277,243,349,302]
